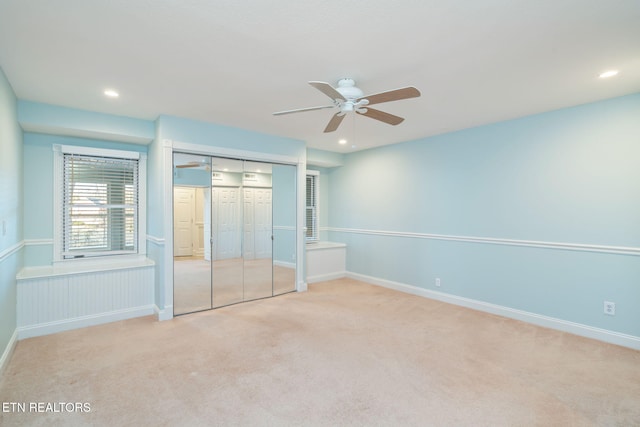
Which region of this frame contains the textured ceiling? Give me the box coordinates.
[0,0,638,152]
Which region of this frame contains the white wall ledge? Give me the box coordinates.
[17,256,155,280]
[306,241,347,251]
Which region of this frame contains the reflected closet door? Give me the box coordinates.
[242,161,273,301]
[211,157,244,308]
[173,153,212,315]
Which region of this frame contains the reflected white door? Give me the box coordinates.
[174,187,194,256]
[243,188,272,260]
[243,189,255,260]
[253,188,272,259]
[212,187,241,260]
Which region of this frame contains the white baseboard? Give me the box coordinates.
[297,281,308,292]
[347,272,640,351]
[154,304,173,321]
[0,329,18,377]
[17,306,155,340]
[307,271,346,284]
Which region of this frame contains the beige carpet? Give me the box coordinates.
[1,278,639,426]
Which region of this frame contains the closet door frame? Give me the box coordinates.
[164,140,305,320]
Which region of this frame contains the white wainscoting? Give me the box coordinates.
[306,241,346,283]
[16,258,155,339]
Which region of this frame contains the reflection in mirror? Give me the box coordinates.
[173,153,212,314]
[173,153,298,315]
[210,157,244,307]
[242,161,273,301]
[272,163,297,295]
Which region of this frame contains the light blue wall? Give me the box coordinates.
[17,100,155,268]
[18,100,154,144]
[159,114,304,157]
[307,148,344,168]
[173,168,212,187]
[273,164,297,264]
[327,93,640,337]
[0,66,23,360]
[307,149,342,241]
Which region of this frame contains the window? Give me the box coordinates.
[306,171,319,242]
[54,145,146,260]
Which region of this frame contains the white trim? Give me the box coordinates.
[0,329,18,377]
[154,304,173,321]
[306,241,347,251]
[163,142,175,316]
[146,235,165,245]
[58,144,141,160]
[23,238,54,246]
[17,256,154,280]
[347,271,640,351]
[53,145,63,260]
[171,140,300,165]
[0,241,23,262]
[17,305,155,340]
[328,227,640,256]
[296,158,306,292]
[138,153,148,255]
[307,271,346,284]
[273,225,296,231]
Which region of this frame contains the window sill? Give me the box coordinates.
[17,255,155,280]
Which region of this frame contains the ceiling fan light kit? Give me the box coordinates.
[273,78,421,133]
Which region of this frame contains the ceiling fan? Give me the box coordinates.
[273,78,421,133]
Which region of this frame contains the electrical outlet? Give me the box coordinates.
[604,301,615,316]
[435,278,441,287]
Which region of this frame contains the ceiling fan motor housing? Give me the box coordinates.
[336,78,364,100]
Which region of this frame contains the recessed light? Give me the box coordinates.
[223,168,228,172]
[339,139,347,145]
[599,70,619,79]
[104,89,119,98]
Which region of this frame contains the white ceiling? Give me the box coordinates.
[1,0,638,153]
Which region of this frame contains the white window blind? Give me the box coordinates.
[306,173,318,241]
[62,153,139,258]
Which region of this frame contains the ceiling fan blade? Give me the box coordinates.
[309,81,347,102]
[324,113,346,133]
[273,105,335,116]
[176,164,200,168]
[360,86,420,106]
[357,107,405,125]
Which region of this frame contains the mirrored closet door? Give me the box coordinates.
[173,153,296,315]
